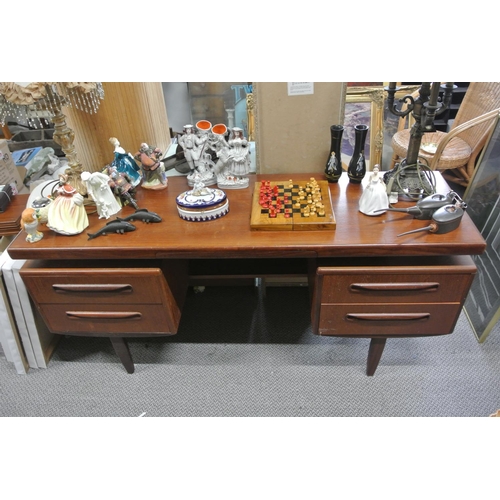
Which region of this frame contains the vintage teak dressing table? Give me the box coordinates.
[6,173,486,375]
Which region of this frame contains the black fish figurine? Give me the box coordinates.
[87,220,136,240]
[117,209,162,223]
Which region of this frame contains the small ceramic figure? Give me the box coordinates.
[178,124,202,171]
[217,127,251,189]
[20,207,43,243]
[47,172,89,235]
[186,153,217,186]
[208,131,231,174]
[103,164,139,210]
[109,137,141,187]
[31,196,52,224]
[191,174,212,197]
[81,170,122,220]
[134,143,168,190]
[228,127,251,175]
[359,166,389,216]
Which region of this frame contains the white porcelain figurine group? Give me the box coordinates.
[179,121,251,190]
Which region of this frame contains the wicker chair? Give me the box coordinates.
[390,82,500,187]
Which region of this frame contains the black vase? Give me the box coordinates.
[347,124,369,183]
[324,125,344,183]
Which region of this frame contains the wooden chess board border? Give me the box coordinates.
[250,179,336,231]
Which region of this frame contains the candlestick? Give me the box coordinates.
[384,81,454,199]
[428,82,440,107]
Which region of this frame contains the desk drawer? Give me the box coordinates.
[318,303,462,337]
[20,260,189,336]
[21,268,166,305]
[37,303,175,335]
[312,256,476,338]
[318,270,474,304]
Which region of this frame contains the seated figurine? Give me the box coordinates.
[109,137,142,187]
[134,143,168,190]
[103,164,139,210]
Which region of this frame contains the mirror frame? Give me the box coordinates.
[345,86,385,169]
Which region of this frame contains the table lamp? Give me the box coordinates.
[0,82,104,189]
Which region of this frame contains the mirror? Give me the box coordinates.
[462,115,500,342]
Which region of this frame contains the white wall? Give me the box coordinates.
[162,83,191,133]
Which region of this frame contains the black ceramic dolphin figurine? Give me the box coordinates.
[87,220,136,240]
[117,209,162,223]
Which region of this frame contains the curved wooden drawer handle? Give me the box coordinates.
[66,311,142,320]
[53,284,133,293]
[346,313,431,322]
[350,283,439,292]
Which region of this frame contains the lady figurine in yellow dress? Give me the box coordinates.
[46,171,89,235]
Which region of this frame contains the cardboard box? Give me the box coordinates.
[0,139,24,190]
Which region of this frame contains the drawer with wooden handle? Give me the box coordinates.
[34,303,176,335]
[317,269,475,304]
[20,267,169,305]
[317,303,463,337]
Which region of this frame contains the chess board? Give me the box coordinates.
[250,179,336,231]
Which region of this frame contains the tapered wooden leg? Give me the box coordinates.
[366,337,387,376]
[110,337,135,374]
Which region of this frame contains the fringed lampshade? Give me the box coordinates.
[0,82,104,184]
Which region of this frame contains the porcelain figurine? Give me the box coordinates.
[21,207,43,243]
[217,127,251,189]
[178,124,202,172]
[358,166,389,216]
[134,143,167,190]
[103,164,139,210]
[186,154,217,187]
[46,172,89,235]
[109,137,142,187]
[31,196,52,224]
[208,125,231,174]
[81,170,122,220]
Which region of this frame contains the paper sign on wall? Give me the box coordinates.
[287,82,314,96]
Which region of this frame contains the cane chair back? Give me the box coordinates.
[390,82,500,186]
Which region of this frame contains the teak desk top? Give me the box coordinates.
[6,173,486,261]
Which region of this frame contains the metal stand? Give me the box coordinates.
[384,82,455,199]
